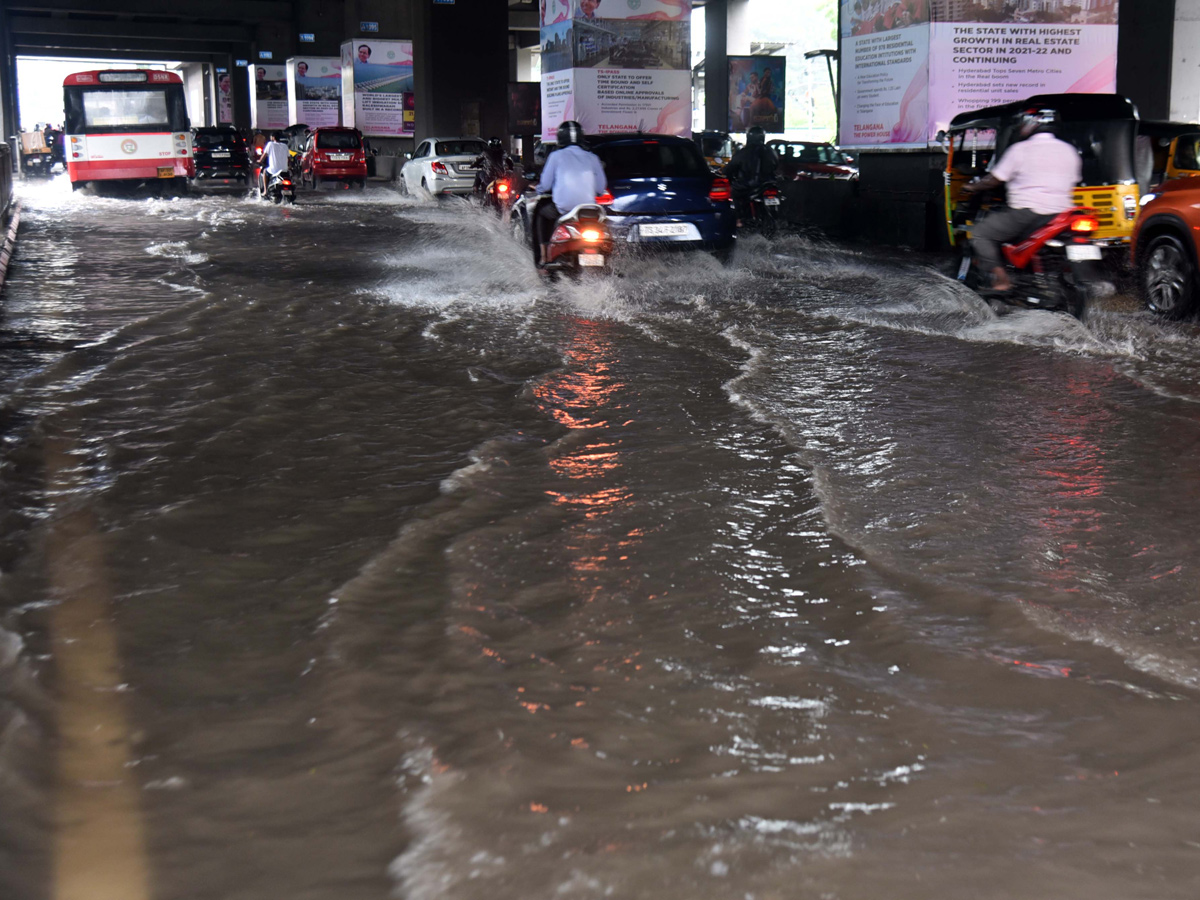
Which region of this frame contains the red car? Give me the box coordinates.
[1132,171,1200,318]
[768,140,858,182]
[300,127,368,190]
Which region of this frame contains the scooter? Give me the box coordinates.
[956,205,1103,320]
[260,170,296,205]
[512,195,614,277]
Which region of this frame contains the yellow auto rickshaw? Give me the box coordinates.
[943,93,1140,254]
[1138,122,1200,186]
[694,130,735,173]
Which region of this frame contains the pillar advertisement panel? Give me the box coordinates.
[250,64,288,132]
[287,57,341,128]
[838,1,1119,149]
[340,40,414,137]
[728,56,786,133]
[217,71,233,124]
[539,0,692,142]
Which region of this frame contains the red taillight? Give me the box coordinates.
[192,145,201,153]
[551,225,572,243]
[595,190,614,205]
[497,182,510,194]
[762,186,779,199]
[431,161,448,174]
[1070,216,1099,233]
[709,177,732,202]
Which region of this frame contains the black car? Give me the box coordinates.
[190,127,251,191]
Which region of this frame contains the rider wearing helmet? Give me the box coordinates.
[724,126,779,225]
[473,136,514,194]
[532,121,607,267]
[963,108,1082,291]
[258,131,291,194]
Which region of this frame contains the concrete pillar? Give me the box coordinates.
[705,0,752,134]
[412,0,507,142]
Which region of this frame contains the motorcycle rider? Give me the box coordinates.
[963,108,1082,292]
[532,120,607,268]
[724,126,779,225]
[257,131,291,196]
[473,137,515,195]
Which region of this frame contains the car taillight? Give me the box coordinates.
[1070,216,1099,233]
[595,190,614,205]
[709,177,731,202]
[431,161,448,174]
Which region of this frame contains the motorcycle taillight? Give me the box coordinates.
[763,187,779,199]
[551,225,573,243]
[595,190,615,205]
[1070,216,1099,233]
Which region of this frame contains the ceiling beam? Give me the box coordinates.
[14,33,248,58]
[15,45,226,64]
[10,15,251,43]
[6,0,290,22]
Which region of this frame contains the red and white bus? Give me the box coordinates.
[63,69,194,192]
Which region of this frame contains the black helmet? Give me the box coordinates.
[487,137,503,152]
[747,126,765,146]
[1018,107,1058,139]
[557,120,584,147]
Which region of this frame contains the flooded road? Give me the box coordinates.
[3,178,1200,899]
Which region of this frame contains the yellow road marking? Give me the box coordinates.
[45,437,151,900]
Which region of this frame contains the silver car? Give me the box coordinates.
[399,136,487,196]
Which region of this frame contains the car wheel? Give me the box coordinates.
[421,177,431,196]
[354,179,365,191]
[1141,232,1196,319]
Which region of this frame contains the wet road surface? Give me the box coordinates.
[2,179,1200,899]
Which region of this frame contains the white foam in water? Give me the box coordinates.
[145,241,209,265]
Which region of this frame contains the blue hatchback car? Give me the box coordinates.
[587,133,736,258]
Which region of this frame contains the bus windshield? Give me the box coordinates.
[64,85,190,134]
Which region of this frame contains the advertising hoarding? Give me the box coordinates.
[340,40,414,137]
[216,70,233,124]
[838,1,1119,148]
[509,82,542,134]
[728,56,786,133]
[251,64,288,131]
[287,57,341,128]
[539,0,692,141]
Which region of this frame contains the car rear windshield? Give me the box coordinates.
[595,142,708,179]
[436,140,486,156]
[317,131,361,150]
[195,131,243,148]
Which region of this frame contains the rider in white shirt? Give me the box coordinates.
[533,121,607,266]
[258,132,291,193]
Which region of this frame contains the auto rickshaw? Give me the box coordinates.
[943,93,1140,256]
[694,130,735,173]
[1138,122,1200,186]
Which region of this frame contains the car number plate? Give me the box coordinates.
[578,253,605,267]
[157,167,174,178]
[640,223,690,237]
[330,153,352,161]
[1066,244,1102,261]
[764,197,781,206]
[212,151,230,158]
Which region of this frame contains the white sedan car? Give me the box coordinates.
[399,137,487,196]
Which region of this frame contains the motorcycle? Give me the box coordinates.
[955,204,1103,319]
[738,181,781,237]
[260,170,296,205]
[512,195,614,278]
[481,174,517,215]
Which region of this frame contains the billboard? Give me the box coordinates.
[288,57,341,128]
[340,40,414,137]
[509,82,542,134]
[539,0,692,141]
[728,56,786,133]
[251,64,288,131]
[216,70,233,124]
[838,1,1119,148]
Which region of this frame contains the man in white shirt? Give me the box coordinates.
[964,109,1082,291]
[257,132,291,194]
[532,120,607,266]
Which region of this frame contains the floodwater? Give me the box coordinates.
[2,178,1200,900]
